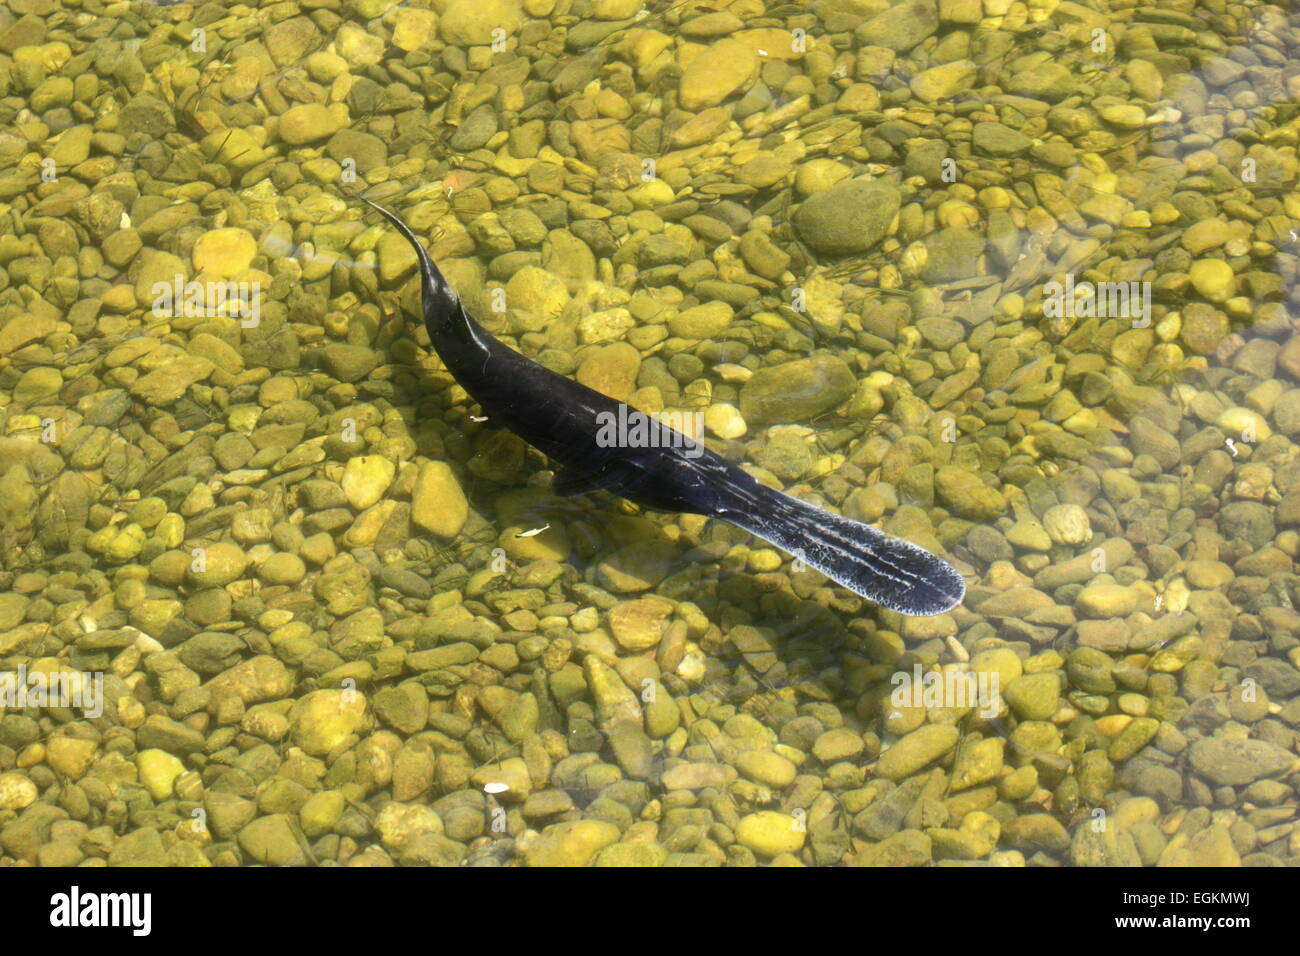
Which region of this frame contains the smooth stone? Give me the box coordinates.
[289,689,367,756]
[411,461,469,537]
[192,228,257,277]
[679,37,759,109]
[341,455,396,510]
[735,811,806,857]
[278,103,339,145]
[793,178,900,257]
[525,820,620,866]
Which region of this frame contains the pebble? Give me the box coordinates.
[740,356,856,425]
[596,841,670,867]
[341,456,396,510]
[193,228,257,277]
[289,690,368,756]
[1074,584,1138,619]
[1042,504,1091,545]
[1189,259,1235,302]
[278,103,340,145]
[584,656,643,731]
[184,542,247,588]
[793,179,900,256]
[679,38,759,110]
[735,751,797,789]
[1003,673,1061,721]
[525,820,620,867]
[136,749,185,801]
[662,761,730,790]
[669,301,733,339]
[441,0,524,45]
[0,772,37,811]
[607,596,673,652]
[411,462,469,537]
[1188,739,1296,786]
[911,61,975,103]
[812,728,864,763]
[935,466,1006,521]
[238,815,307,866]
[1216,406,1272,442]
[876,725,959,780]
[704,403,747,439]
[735,811,805,857]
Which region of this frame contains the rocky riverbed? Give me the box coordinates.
[0,0,1299,866]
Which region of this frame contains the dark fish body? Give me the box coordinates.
[361,199,965,616]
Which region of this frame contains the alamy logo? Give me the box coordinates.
[890,663,1001,719]
[0,665,103,718]
[49,886,151,936]
[1043,273,1151,327]
[595,404,705,459]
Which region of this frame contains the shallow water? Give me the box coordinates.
[0,0,1297,867]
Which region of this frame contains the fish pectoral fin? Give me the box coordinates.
[551,461,621,497]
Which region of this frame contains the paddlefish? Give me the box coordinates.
[360,198,965,616]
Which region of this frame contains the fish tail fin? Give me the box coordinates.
[720,486,965,616]
[357,197,466,330]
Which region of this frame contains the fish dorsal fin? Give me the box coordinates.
[552,461,620,497]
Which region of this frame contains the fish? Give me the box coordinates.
[359,198,965,616]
